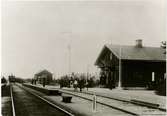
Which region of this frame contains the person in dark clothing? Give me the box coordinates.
[43,78,46,87]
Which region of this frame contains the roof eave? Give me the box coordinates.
[121,59,166,62]
[94,45,108,66]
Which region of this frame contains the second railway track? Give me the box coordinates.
[57,88,166,116]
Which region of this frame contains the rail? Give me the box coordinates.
[16,84,74,116]
[61,88,166,111]
[10,84,16,116]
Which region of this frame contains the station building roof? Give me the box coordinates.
[95,44,166,65]
[35,69,52,76]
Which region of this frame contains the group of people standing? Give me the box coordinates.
[70,79,89,92]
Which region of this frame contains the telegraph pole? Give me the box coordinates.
[86,64,89,90]
[118,45,122,89]
[68,44,71,76]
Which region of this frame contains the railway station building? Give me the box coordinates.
[34,69,53,85]
[95,40,166,89]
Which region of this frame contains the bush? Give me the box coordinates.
[77,74,86,91]
[147,81,157,90]
[88,76,99,87]
[155,79,166,96]
[59,75,71,88]
[1,77,7,84]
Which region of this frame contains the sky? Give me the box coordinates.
[1,0,166,79]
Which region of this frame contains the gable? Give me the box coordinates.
[95,46,119,66]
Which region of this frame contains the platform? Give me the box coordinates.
[43,84,166,111]
[24,83,166,111]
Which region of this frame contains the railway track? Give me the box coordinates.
[10,84,74,116]
[16,84,134,116]
[15,83,166,116]
[57,88,166,116]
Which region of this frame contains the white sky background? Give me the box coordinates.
[1,0,166,79]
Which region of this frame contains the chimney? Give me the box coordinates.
[135,39,143,48]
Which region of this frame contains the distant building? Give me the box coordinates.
[34,69,53,85]
[8,74,15,83]
[95,40,166,89]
